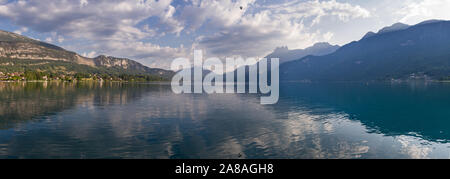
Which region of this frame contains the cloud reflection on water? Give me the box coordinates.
[0,82,450,158]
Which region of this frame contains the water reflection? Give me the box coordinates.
[0,82,450,158]
[0,82,164,129]
[279,82,450,142]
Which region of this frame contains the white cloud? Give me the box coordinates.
[180,0,257,31]
[93,41,189,69]
[0,0,372,69]
[398,0,450,24]
[80,0,88,7]
[45,37,53,43]
[13,27,28,35]
[57,36,64,43]
[191,0,370,58]
[0,0,187,69]
[82,51,97,58]
[0,0,182,39]
[323,32,334,41]
[261,0,370,25]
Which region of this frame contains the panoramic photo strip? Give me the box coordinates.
[0,0,449,177]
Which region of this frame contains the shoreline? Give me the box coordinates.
[0,80,172,84]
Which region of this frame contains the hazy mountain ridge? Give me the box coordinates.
[226,42,341,82]
[362,23,410,39]
[265,42,340,64]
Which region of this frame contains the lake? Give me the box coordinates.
[1,81,450,159]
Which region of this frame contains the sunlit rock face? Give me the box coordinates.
[0,30,172,77]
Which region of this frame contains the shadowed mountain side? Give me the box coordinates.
[280,20,450,82]
[222,43,340,85]
[266,42,340,64]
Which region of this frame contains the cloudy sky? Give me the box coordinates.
[0,0,449,69]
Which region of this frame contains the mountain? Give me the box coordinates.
[362,22,410,39]
[225,42,339,83]
[280,20,450,81]
[417,19,444,25]
[265,42,340,64]
[0,30,173,80]
[91,55,172,77]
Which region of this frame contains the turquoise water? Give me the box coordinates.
[0,81,450,158]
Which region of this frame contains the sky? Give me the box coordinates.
[0,0,450,69]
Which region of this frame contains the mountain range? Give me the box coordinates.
[265,42,340,64]
[362,22,410,39]
[0,30,173,80]
[3,19,450,82]
[280,20,450,81]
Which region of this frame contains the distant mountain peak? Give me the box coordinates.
[362,22,410,40]
[362,20,450,40]
[0,30,32,43]
[416,19,445,26]
[362,31,376,39]
[273,46,289,53]
[95,55,107,58]
[311,42,333,48]
[281,20,450,82]
[266,42,340,64]
[378,22,410,34]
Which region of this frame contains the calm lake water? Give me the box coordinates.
[1,81,450,159]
